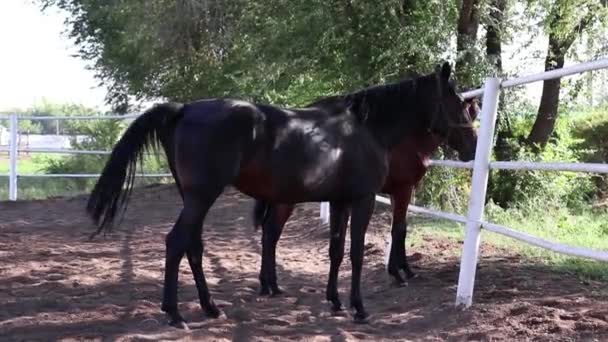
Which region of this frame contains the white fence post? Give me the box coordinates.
[9,113,18,201]
[320,202,330,224]
[455,77,501,308]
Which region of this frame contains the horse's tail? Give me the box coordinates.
[252,199,270,231]
[86,102,184,237]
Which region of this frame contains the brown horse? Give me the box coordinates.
[253,98,479,295]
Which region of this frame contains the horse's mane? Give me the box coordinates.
[306,76,421,123]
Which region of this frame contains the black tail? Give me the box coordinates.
[86,102,184,237]
[252,199,270,231]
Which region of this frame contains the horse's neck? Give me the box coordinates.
[414,132,443,158]
[350,81,426,148]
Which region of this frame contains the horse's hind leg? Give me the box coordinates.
[259,204,294,296]
[161,186,224,329]
[185,189,224,318]
[161,206,197,328]
[325,201,349,313]
[349,194,375,323]
[162,116,244,327]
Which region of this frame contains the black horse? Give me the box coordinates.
[87,62,469,327]
[253,97,479,295]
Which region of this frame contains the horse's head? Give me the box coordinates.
[445,96,479,161]
[419,62,478,162]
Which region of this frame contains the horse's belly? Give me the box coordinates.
[233,159,277,199]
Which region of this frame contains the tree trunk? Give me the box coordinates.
[526,34,566,148]
[342,0,373,84]
[484,0,512,206]
[486,0,509,157]
[526,0,601,148]
[485,0,505,74]
[455,0,481,87]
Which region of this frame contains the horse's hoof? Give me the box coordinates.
[204,304,221,318]
[388,269,406,286]
[353,311,369,324]
[328,300,344,313]
[168,318,189,330]
[259,287,271,296]
[390,275,407,287]
[394,280,408,287]
[404,269,419,280]
[270,287,284,297]
[406,273,419,280]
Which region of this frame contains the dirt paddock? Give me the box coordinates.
[1,185,607,341]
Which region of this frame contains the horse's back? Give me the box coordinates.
[172,97,388,203]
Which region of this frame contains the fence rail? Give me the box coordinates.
[2,57,608,310]
[376,195,608,263]
[0,173,172,178]
[428,160,608,173]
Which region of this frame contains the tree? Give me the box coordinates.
[455,0,482,88]
[38,0,460,109]
[526,0,607,148]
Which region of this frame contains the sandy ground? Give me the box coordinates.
[1,184,607,341]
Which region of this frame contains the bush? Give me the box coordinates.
[572,106,608,201]
[414,148,472,214]
[487,104,597,211]
[43,119,170,191]
[415,99,604,213]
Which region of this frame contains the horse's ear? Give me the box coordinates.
[441,62,452,80]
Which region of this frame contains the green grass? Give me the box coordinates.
[0,155,51,174]
[0,154,172,201]
[406,205,608,281]
[0,155,81,200]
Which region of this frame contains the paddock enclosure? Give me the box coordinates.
[1,185,608,341]
[2,58,608,340]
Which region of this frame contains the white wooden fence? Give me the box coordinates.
[0,114,171,201]
[2,58,608,308]
[320,58,608,307]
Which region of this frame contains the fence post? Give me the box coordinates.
[320,202,329,224]
[455,77,501,308]
[9,113,18,201]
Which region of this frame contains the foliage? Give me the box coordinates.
[24,98,102,134]
[1,98,105,135]
[572,105,608,163]
[37,0,466,109]
[43,119,168,189]
[488,102,597,209]
[414,149,472,214]
[27,0,608,212]
[571,105,608,200]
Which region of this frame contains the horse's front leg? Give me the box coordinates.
[398,187,417,279]
[325,201,349,313]
[259,204,294,296]
[387,186,415,285]
[349,194,376,323]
